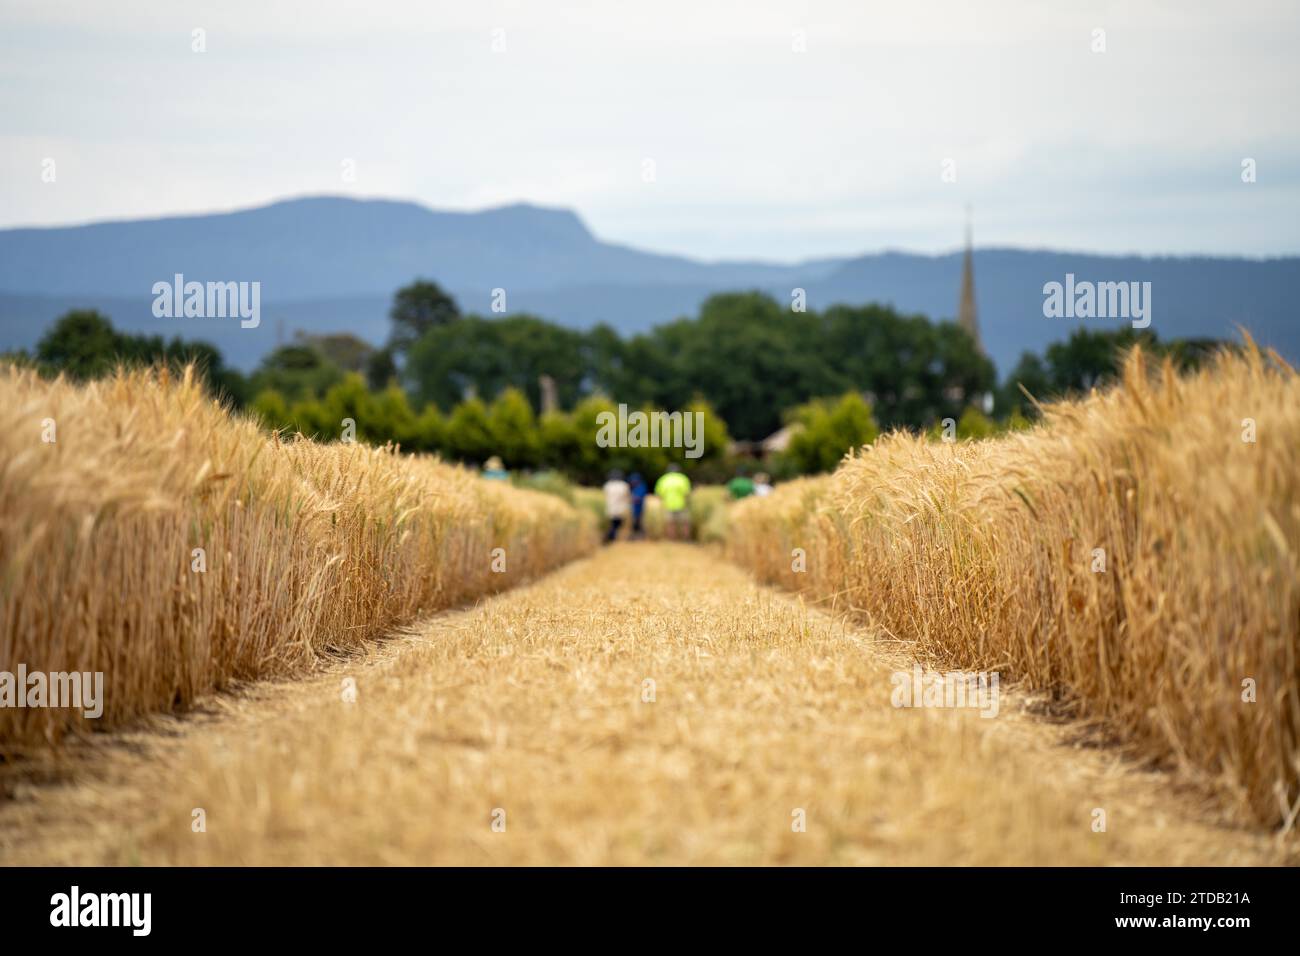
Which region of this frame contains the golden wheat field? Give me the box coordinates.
[0,364,597,751]
[727,344,1300,829]
[2,350,1299,866]
[3,543,1291,866]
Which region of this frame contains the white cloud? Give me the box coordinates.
[1,0,1297,256]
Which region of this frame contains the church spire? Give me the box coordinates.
[957,206,982,353]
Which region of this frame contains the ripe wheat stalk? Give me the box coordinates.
[727,343,1300,828]
[0,364,597,751]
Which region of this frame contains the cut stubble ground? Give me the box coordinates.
[1,543,1291,865]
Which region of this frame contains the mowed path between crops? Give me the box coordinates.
[2,543,1290,865]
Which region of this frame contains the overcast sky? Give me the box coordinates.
[2,0,1297,260]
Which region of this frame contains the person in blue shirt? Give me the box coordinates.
[627,472,648,539]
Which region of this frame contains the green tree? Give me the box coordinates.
[33,309,247,404]
[370,382,420,448]
[537,410,581,472]
[388,279,460,354]
[294,332,374,373]
[287,396,332,439]
[618,402,671,480]
[445,397,495,465]
[567,394,618,484]
[619,294,996,439]
[250,388,292,431]
[995,328,1225,419]
[487,387,540,468]
[666,397,731,473]
[288,374,376,443]
[996,351,1052,417]
[248,344,344,403]
[1043,328,1158,393]
[956,406,997,440]
[927,406,1002,441]
[783,392,880,475]
[35,310,121,379]
[366,347,398,391]
[631,292,841,441]
[821,305,994,431]
[404,314,590,411]
[413,404,446,455]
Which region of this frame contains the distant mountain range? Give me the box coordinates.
[1,195,1295,373]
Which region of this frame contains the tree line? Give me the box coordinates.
[3,279,1226,481]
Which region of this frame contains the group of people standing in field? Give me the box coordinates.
[482,454,772,544]
[602,464,694,543]
[600,465,773,543]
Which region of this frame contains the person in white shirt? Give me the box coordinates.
[753,472,774,497]
[602,469,632,543]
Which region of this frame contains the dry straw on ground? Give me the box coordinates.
[0,365,596,750]
[4,543,1288,866]
[728,344,1300,828]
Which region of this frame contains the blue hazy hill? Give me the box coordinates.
[1,195,1295,372]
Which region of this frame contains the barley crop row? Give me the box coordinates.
[0,365,597,750]
[727,344,1299,827]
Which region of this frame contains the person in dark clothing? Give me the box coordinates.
[628,472,648,539]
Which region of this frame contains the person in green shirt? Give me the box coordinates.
[726,472,755,500]
[654,463,692,541]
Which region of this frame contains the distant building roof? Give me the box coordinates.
[761,422,804,454]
